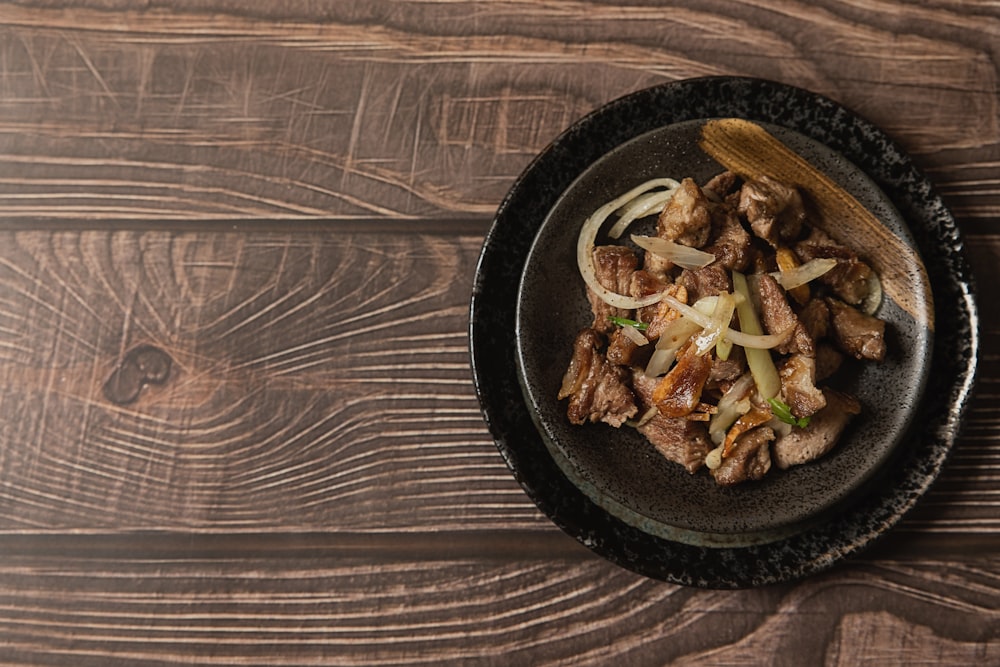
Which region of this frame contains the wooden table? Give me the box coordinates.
[0,2,996,664]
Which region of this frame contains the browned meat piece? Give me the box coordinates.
[703,170,738,200]
[677,262,731,301]
[559,329,638,427]
[629,269,670,324]
[756,274,814,357]
[644,283,688,341]
[709,345,746,386]
[606,327,652,368]
[705,205,753,272]
[711,426,774,486]
[798,296,831,342]
[639,416,712,474]
[657,178,712,248]
[651,344,713,417]
[587,245,639,333]
[779,354,826,418]
[631,372,711,473]
[795,227,874,305]
[827,298,887,362]
[738,176,805,247]
[814,342,845,381]
[772,389,861,469]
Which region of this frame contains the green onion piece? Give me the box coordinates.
[732,271,782,400]
[608,316,648,331]
[768,397,811,429]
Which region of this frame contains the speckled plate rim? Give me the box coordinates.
[469,76,979,588]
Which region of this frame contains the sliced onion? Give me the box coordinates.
[577,179,681,310]
[769,258,837,290]
[644,348,677,378]
[705,445,724,470]
[693,292,737,356]
[708,372,755,445]
[644,317,701,377]
[631,234,716,270]
[608,186,679,239]
[626,406,660,428]
[620,324,649,347]
[862,271,883,315]
[660,293,793,350]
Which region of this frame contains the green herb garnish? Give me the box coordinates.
[768,397,811,429]
[608,316,648,331]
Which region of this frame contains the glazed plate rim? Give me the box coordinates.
[469,76,979,588]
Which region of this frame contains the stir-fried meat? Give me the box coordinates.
[814,342,845,381]
[797,296,831,342]
[587,245,639,333]
[651,344,713,417]
[658,178,713,248]
[677,262,731,301]
[559,329,638,427]
[709,345,746,386]
[606,327,652,368]
[795,227,874,305]
[711,426,774,486]
[827,297,886,362]
[772,389,861,469]
[738,176,805,247]
[779,354,826,418]
[632,372,711,473]
[705,205,754,272]
[703,170,738,200]
[560,169,889,487]
[756,274,814,356]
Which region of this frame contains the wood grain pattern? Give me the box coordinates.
[0,0,997,664]
[0,1,997,221]
[0,544,995,666]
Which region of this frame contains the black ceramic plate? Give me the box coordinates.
[469,77,978,588]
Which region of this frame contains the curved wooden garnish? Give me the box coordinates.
[699,118,933,332]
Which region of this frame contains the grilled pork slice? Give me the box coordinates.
[658,178,713,248]
[632,371,711,473]
[738,176,805,247]
[711,426,774,486]
[814,342,845,381]
[795,226,874,305]
[771,388,861,469]
[587,245,639,333]
[826,297,887,362]
[559,329,637,427]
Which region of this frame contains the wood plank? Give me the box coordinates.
[0,544,994,665]
[0,226,542,531]
[0,1,997,222]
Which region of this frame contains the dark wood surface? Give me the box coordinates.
[0,1,997,664]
